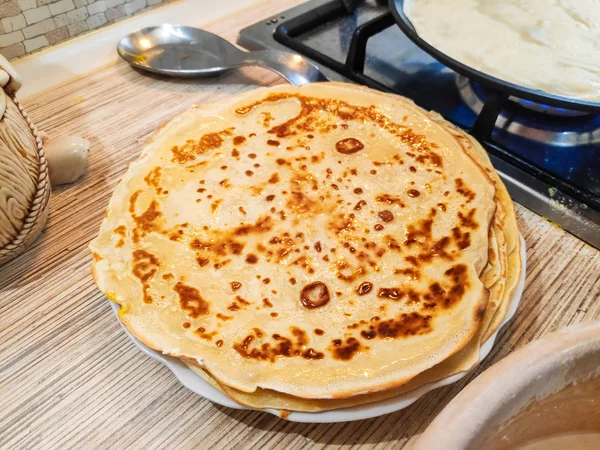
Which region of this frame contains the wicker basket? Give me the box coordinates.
[0,55,50,266]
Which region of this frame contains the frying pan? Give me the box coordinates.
[388,0,600,114]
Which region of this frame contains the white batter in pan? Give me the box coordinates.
[404,0,600,103]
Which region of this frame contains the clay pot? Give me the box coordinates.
[0,55,50,265]
[415,321,600,450]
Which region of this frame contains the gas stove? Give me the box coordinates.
[238,0,600,249]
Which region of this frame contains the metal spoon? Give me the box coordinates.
[117,24,327,86]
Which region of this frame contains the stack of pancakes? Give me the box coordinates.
[90,83,521,412]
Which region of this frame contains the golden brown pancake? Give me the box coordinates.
[90,82,508,401]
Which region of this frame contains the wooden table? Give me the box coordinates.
[2,1,599,448]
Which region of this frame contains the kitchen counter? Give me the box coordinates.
[1,0,599,448]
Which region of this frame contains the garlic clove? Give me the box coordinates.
[45,135,90,186]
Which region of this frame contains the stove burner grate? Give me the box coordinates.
[456,76,600,148]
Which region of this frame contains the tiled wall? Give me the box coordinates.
[0,0,171,60]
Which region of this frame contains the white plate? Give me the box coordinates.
[111,235,526,423]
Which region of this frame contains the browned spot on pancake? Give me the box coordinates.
[404,218,433,247]
[393,268,421,280]
[330,337,362,361]
[458,208,479,229]
[245,170,254,177]
[162,273,174,281]
[376,194,406,208]
[251,185,265,196]
[261,112,274,127]
[415,152,442,166]
[132,249,160,304]
[246,254,258,264]
[92,252,103,261]
[289,277,297,285]
[267,139,280,147]
[291,255,315,274]
[173,282,209,318]
[302,348,323,360]
[227,295,251,312]
[354,200,367,211]
[314,328,324,336]
[131,251,159,281]
[286,190,316,214]
[268,172,280,184]
[129,191,164,244]
[404,256,418,267]
[252,328,264,338]
[356,281,373,296]
[210,199,223,213]
[195,328,218,341]
[262,278,271,285]
[455,178,476,202]
[360,330,376,340]
[216,340,224,347]
[372,312,432,339]
[300,281,331,309]
[475,302,486,321]
[196,257,209,267]
[171,128,233,163]
[219,178,231,188]
[422,264,471,310]
[378,210,394,222]
[113,225,126,247]
[328,213,355,234]
[336,138,364,155]
[266,194,275,202]
[233,327,323,362]
[377,287,404,301]
[213,259,231,270]
[183,322,191,329]
[407,189,420,198]
[217,313,233,321]
[451,227,472,250]
[233,216,273,236]
[374,224,384,231]
[336,263,365,282]
[262,298,273,308]
[231,148,240,158]
[314,241,322,252]
[167,222,189,242]
[430,264,470,309]
[143,167,164,195]
[233,136,246,146]
[230,281,242,291]
[353,188,363,194]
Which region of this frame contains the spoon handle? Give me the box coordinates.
[238,50,327,86]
